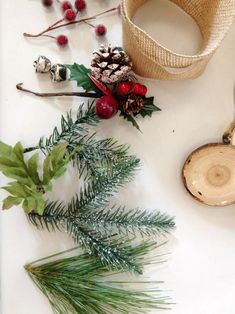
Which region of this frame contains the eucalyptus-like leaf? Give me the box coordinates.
[0,141,71,215]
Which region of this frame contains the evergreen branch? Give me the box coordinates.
[79,206,175,237]
[28,201,66,231]
[39,103,99,154]
[24,103,99,154]
[73,136,131,179]
[70,155,140,212]
[72,224,145,274]
[25,247,170,314]
[29,202,148,273]
[28,199,175,272]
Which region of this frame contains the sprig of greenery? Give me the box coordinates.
[25,246,170,314]
[28,195,174,272]
[37,103,99,154]
[79,206,175,237]
[0,142,69,214]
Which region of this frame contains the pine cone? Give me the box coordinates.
[119,94,144,115]
[91,45,132,84]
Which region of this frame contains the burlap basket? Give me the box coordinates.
[121,0,235,80]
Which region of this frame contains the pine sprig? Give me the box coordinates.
[38,102,99,154]
[25,246,170,314]
[79,206,175,237]
[72,155,140,211]
[28,197,174,272]
[73,225,145,274]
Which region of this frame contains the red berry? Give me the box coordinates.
[133,83,147,96]
[64,9,76,21]
[116,82,132,97]
[57,35,68,47]
[61,1,72,11]
[95,24,107,36]
[75,0,86,11]
[42,0,53,6]
[96,96,118,119]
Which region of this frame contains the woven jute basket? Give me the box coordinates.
[121,0,235,80]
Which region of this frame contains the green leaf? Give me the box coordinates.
[34,196,45,215]
[42,143,69,184]
[0,156,20,168]
[137,97,161,118]
[0,141,69,215]
[0,141,13,157]
[119,111,141,131]
[1,167,28,180]
[24,195,45,215]
[2,182,28,198]
[116,46,124,52]
[2,196,22,210]
[27,153,40,184]
[42,155,51,184]
[66,63,101,94]
[13,142,24,162]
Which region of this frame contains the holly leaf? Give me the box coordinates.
[116,47,124,52]
[119,112,141,132]
[137,97,161,118]
[66,63,102,95]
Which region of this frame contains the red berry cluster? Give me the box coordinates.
[40,0,107,47]
[116,82,147,97]
[95,81,148,119]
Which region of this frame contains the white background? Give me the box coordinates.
[1,0,235,313]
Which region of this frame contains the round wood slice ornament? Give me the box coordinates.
[182,121,235,206]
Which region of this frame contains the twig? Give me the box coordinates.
[16,83,100,99]
[23,7,118,38]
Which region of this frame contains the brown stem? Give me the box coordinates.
[42,34,57,40]
[23,7,118,38]
[84,21,95,28]
[16,83,100,99]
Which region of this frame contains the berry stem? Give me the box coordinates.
[84,21,95,28]
[23,7,118,38]
[16,83,100,98]
[42,34,57,39]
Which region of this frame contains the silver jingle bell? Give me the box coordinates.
[33,56,51,73]
[50,64,68,82]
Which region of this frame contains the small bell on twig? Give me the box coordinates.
[50,64,68,82]
[33,56,51,73]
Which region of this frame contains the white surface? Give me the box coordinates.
[1,1,235,313]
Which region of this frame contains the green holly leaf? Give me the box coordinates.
[119,112,141,132]
[66,63,101,95]
[2,196,23,210]
[137,97,161,118]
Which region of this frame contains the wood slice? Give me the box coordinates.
[182,144,235,206]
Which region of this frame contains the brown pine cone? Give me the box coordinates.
[119,94,144,115]
[91,44,132,84]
